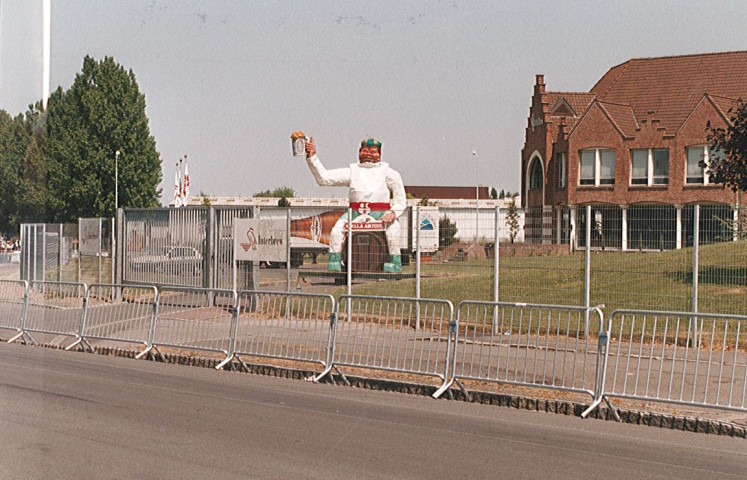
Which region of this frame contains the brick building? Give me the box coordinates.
[522,51,746,248]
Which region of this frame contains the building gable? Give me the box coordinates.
[568,100,630,142]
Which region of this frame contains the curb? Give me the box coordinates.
[10,340,747,439]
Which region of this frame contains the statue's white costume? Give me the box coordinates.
[305,153,406,272]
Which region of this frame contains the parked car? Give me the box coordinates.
[130,246,203,275]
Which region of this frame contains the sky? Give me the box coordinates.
[2,0,747,204]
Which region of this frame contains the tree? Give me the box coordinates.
[490,187,498,199]
[417,195,433,207]
[439,215,458,248]
[705,99,747,192]
[0,110,25,233]
[46,56,162,222]
[254,186,295,198]
[16,105,52,226]
[506,194,520,244]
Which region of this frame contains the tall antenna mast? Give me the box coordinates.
[42,0,50,109]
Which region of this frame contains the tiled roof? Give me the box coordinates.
[545,92,596,117]
[596,101,639,138]
[707,94,740,121]
[589,51,747,132]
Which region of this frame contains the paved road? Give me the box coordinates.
[0,343,744,479]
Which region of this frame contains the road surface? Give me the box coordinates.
[0,342,744,479]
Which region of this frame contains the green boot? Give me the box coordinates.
[383,254,402,273]
[327,252,342,272]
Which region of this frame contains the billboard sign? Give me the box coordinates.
[234,218,288,262]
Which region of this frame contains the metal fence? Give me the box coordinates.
[120,207,258,291]
[602,309,747,413]
[76,283,158,350]
[5,280,747,418]
[23,281,86,344]
[225,290,335,372]
[144,286,237,361]
[444,301,605,403]
[270,203,745,318]
[0,280,27,340]
[19,202,744,318]
[326,295,454,391]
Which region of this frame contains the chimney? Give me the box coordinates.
[535,74,545,94]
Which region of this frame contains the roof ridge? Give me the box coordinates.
[590,61,631,97]
[596,100,633,108]
[706,93,741,102]
[626,50,747,62]
[545,91,595,96]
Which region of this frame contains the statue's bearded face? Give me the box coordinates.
[359,147,381,164]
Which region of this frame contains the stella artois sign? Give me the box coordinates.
[234,219,288,262]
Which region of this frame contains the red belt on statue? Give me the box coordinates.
[349,202,390,214]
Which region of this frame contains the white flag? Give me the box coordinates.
[183,156,190,201]
[173,166,182,207]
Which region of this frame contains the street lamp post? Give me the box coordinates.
[472,150,478,241]
[115,150,120,214]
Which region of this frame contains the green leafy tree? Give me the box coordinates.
[506,194,520,244]
[490,187,498,199]
[0,110,25,232]
[439,215,458,248]
[16,106,52,226]
[46,55,162,222]
[705,99,747,192]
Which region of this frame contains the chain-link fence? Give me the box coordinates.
[260,202,744,317]
[20,202,745,317]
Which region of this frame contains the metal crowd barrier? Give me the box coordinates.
[0,280,28,342]
[22,281,87,346]
[8,280,747,421]
[441,301,608,408]
[602,309,747,413]
[140,286,236,362]
[219,291,335,372]
[69,284,158,353]
[324,295,454,391]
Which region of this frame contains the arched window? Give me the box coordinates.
[529,159,544,190]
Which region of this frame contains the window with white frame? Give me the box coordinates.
[556,152,567,188]
[579,148,615,186]
[630,148,669,185]
[686,145,725,184]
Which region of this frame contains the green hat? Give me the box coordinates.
[360,137,382,149]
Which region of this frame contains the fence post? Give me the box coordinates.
[286,208,292,293]
[58,223,63,282]
[206,205,216,291]
[585,205,591,311]
[415,206,421,301]
[691,205,700,347]
[493,206,500,304]
[346,208,353,297]
[415,206,421,331]
[692,204,700,313]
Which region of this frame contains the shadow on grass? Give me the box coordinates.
[666,266,747,286]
